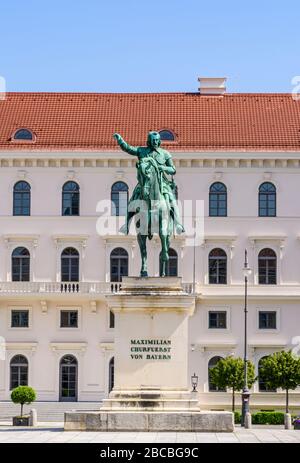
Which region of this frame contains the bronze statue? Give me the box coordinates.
[113,131,184,277]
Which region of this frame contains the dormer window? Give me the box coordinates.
[12,129,34,142]
[159,129,175,142]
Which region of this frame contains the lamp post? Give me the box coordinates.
[241,249,252,427]
[191,372,198,392]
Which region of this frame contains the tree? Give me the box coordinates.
[11,386,36,417]
[210,356,256,412]
[259,350,300,413]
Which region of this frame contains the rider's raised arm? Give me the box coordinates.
[113,133,139,156]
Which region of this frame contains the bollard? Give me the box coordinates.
[284,413,292,430]
[244,412,252,429]
[29,408,38,427]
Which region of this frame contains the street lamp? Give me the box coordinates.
[241,249,252,427]
[191,372,198,392]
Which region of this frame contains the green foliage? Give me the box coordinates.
[11,386,36,417]
[234,411,242,424]
[259,351,300,391]
[210,356,256,391]
[210,356,256,412]
[235,410,298,425]
[252,411,284,425]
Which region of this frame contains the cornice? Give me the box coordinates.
[6,342,38,352]
[0,150,300,170]
[50,342,87,352]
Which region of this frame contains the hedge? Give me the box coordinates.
[234,411,298,425]
[252,412,284,425]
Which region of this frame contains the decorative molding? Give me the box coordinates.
[249,235,286,261]
[52,235,89,247]
[6,342,37,353]
[213,171,223,180]
[17,169,28,179]
[101,234,136,245]
[40,300,48,314]
[99,342,114,352]
[203,235,237,244]
[90,300,97,313]
[263,171,272,180]
[66,170,76,180]
[248,235,286,243]
[50,342,87,352]
[249,343,286,350]
[196,342,237,353]
[3,234,39,248]
[52,235,88,260]
[115,169,125,179]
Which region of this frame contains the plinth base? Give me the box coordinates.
[101,389,200,412]
[64,410,234,432]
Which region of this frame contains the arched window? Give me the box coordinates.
[13,129,33,141]
[59,355,78,401]
[12,247,30,282]
[109,357,114,393]
[159,130,175,142]
[110,248,128,282]
[10,355,28,390]
[61,248,79,282]
[159,248,178,277]
[209,248,227,284]
[259,182,276,217]
[258,356,276,392]
[209,182,227,217]
[111,182,128,216]
[13,181,31,216]
[208,356,225,392]
[258,248,277,285]
[62,181,80,216]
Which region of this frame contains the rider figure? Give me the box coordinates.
[113,131,184,236]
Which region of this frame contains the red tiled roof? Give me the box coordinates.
[0,92,300,152]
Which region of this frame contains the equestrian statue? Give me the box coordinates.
[113,131,184,277]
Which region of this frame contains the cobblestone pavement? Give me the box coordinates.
[0,424,300,443]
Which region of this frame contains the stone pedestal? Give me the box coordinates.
[103,277,197,412]
[64,277,233,432]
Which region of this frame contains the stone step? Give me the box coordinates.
[101,407,201,412]
[101,398,200,412]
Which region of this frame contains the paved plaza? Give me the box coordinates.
[0,425,300,443]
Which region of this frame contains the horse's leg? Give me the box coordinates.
[159,233,169,277]
[159,218,170,277]
[137,233,148,277]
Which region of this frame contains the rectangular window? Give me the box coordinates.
[109,310,115,329]
[259,311,277,329]
[208,311,227,329]
[60,310,78,328]
[11,310,29,328]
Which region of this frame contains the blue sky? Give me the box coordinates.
[1,0,299,93]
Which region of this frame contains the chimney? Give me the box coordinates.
[198,77,227,95]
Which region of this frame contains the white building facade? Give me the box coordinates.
[0,88,300,412]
